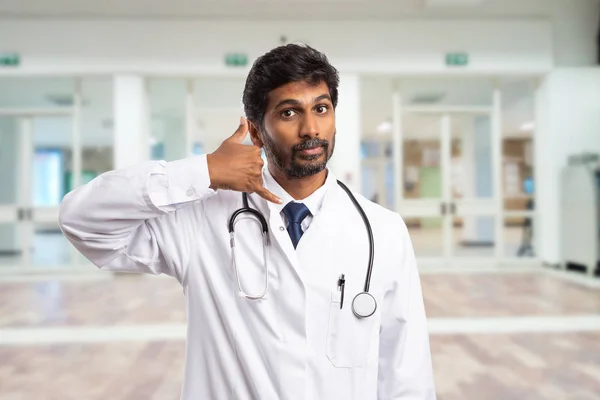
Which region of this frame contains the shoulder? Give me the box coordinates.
[337,186,408,240]
[154,189,242,227]
[338,187,416,283]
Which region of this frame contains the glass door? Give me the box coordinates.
[31,114,77,268]
[394,77,501,267]
[398,113,446,262]
[0,111,76,271]
[398,111,500,266]
[447,113,498,261]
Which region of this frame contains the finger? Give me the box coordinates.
[255,186,283,204]
[228,117,249,143]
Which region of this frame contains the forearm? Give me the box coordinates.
[58,155,216,269]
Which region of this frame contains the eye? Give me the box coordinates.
[315,105,329,114]
[281,109,297,118]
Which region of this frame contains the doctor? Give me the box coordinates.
[59,44,436,399]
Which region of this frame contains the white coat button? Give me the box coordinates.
[186,187,195,197]
[279,226,285,231]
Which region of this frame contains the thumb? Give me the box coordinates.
[228,117,249,143]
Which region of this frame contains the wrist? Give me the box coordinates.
[206,153,221,190]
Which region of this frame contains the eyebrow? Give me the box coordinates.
[273,94,332,110]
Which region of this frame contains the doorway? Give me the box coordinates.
[399,111,499,266]
[360,76,539,267]
[0,109,80,271]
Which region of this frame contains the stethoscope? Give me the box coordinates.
[228,180,377,319]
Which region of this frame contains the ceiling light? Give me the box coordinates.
[377,120,393,134]
[520,121,535,131]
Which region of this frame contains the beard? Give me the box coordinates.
[262,132,336,179]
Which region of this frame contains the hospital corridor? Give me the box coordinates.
[1,1,600,399]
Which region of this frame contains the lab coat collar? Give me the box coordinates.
[259,164,339,275]
[262,164,337,218]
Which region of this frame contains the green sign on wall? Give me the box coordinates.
[225,53,248,67]
[445,52,469,67]
[0,52,20,67]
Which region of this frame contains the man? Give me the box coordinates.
[59,44,436,399]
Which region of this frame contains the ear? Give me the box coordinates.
[248,120,264,148]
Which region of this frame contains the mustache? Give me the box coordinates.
[292,138,329,152]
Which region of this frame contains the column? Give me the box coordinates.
[113,75,149,169]
[0,118,19,253]
[330,73,361,192]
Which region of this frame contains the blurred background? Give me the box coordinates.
[1,0,600,399]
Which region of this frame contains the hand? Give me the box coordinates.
[207,117,282,204]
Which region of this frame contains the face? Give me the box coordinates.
[249,80,336,179]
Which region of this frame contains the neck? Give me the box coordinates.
[269,165,328,200]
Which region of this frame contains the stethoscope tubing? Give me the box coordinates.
[334,180,374,293]
[228,180,375,316]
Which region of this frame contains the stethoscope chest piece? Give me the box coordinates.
[351,292,377,318]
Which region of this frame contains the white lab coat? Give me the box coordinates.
[58,155,436,400]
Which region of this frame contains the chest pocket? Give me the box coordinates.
[326,291,380,368]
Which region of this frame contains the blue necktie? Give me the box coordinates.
[282,202,311,249]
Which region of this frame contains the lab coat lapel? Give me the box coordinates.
[268,203,300,270]
[297,180,373,301]
[244,190,301,281]
[296,175,340,243]
[259,167,339,283]
[294,179,341,282]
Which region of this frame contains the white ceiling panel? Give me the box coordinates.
[0,0,558,19]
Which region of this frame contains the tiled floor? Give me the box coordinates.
[0,342,185,400]
[2,272,598,328]
[1,269,599,399]
[432,333,600,400]
[423,273,600,317]
[1,333,599,400]
[0,275,186,327]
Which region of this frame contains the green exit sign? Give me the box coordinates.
[445,52,468,67]
[0,52,20,67]
[225,53,248,67]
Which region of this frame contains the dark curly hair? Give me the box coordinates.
[243,43,339,130]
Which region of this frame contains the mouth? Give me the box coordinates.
[298,146,324,156]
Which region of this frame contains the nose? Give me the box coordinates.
[299,113,319,138]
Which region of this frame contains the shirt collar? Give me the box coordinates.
[262,165,336,218]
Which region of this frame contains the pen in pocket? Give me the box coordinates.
[337,274,346,310]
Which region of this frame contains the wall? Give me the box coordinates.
[330,74,361,192]
[0,19,553,74]
[551,0,600,67]
[536,68,600,264]
[0,18,555,151]
[0,118,19,252]
[1,0,597,70]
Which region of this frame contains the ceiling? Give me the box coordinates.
[0,0,566,19]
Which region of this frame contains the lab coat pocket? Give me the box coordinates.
[326,292,379,368]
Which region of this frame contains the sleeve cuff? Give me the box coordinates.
[148,155,217,209]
